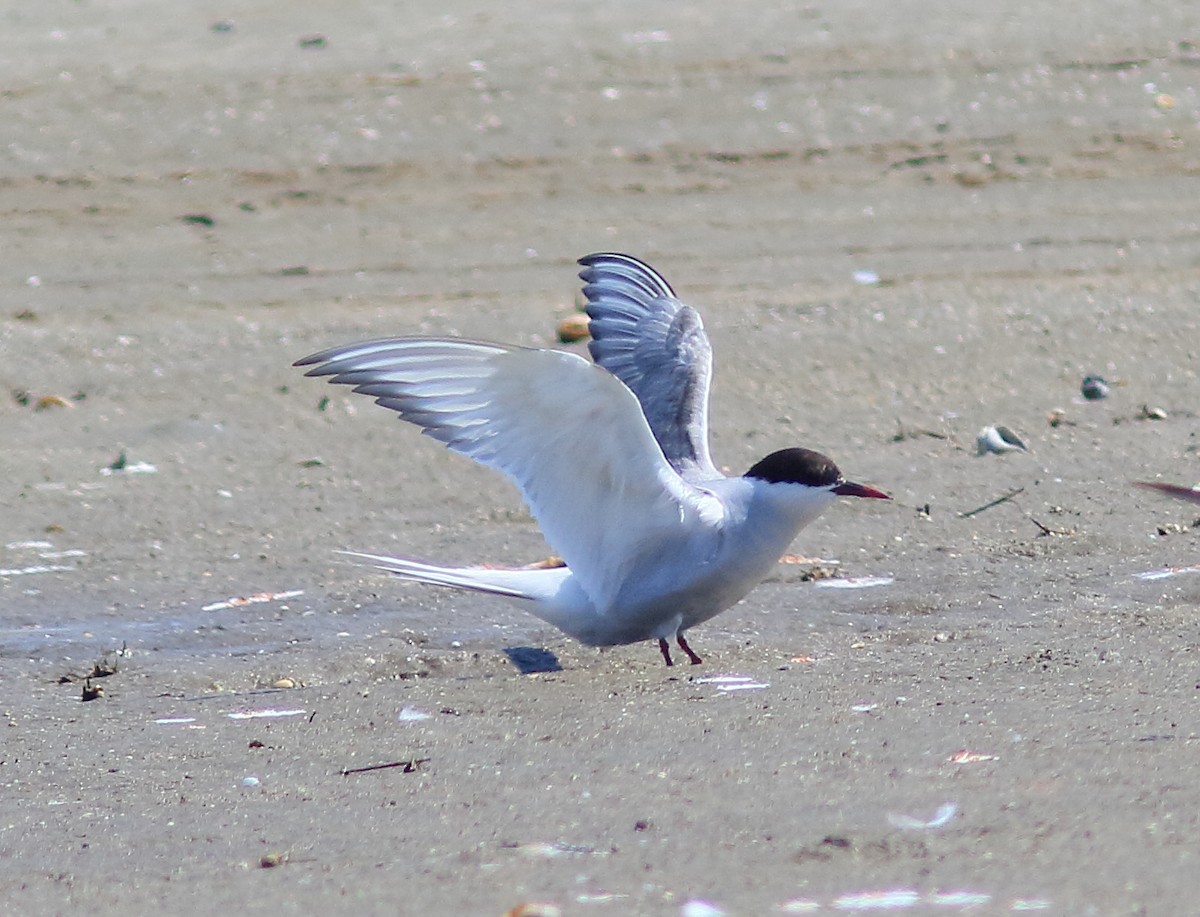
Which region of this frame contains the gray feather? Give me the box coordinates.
[578,253,719,482]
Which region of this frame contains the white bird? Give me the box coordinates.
[296,253,889,665]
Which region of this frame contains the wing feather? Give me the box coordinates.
[578,253,720,482]
[296,338,724,611]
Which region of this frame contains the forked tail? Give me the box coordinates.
[338,551,571,603]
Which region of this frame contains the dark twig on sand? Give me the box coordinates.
[1029,517,1076,537]
[341,758,430,776]
[958,486,1025,518]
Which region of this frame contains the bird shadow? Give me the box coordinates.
[503,646,563,674]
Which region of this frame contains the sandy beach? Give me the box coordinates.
[3,2,1200,913]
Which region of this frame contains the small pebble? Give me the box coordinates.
[1081,375,1109,400]
[34,394,73,411]
[503,905,562,917]
[1157,522,1189,536]
[556,313,591,343]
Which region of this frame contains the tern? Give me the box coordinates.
[297,253,889,665]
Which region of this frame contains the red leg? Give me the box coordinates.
[658,638,675,666]
[676,633,703,665]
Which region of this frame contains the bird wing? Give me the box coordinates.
[296,338,726,612]
[578,253,721,483]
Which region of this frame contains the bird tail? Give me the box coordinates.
[338,551,571,603]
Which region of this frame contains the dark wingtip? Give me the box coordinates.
[1135,481,1200,504]
[576,252,677,298]
[578,251,636,267]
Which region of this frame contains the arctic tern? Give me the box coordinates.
[297,252,889,665]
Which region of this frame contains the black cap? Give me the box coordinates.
[745,448,841,487]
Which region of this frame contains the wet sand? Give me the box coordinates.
[3,2,1200,913]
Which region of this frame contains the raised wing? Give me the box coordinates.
[579,253,721,483]
[296,338,725,611]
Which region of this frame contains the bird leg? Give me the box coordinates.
[676,633,703,665]
[658,638,675,666]
[658,635,703,666]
